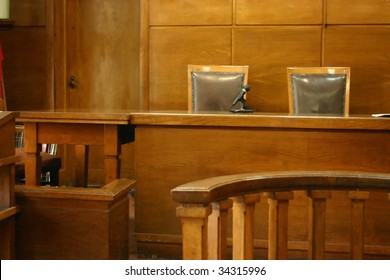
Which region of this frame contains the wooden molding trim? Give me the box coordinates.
[134,233,390,257]
[0,19,13,29]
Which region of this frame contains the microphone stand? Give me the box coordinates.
[230,85,254,113]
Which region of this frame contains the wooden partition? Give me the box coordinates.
[15,178,135,260]
[131,112,390,259]
[0,111,19,259]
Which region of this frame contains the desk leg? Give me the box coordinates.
[24,123,41,186]
[104,125,121,184]
[75,144,89,187]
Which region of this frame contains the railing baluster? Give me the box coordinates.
[207,199,232,260]
[267,191,294,260]
[232,194,260,260]
[348,191,370,259]
[307,190,331,260]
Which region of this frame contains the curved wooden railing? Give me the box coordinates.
[171,171,390,260]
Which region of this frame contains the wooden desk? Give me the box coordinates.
[17,110,135,187]
[130,112,390,258]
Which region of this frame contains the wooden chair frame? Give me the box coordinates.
[187,65,249,112]
[287,67,351,116]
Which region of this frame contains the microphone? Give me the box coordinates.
[231,84,250,107]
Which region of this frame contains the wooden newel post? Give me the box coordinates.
[176,204,212,260]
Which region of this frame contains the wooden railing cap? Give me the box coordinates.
[15,178,136,201]
[172,171,390,205]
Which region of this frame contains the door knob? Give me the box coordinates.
[69,75,78,89]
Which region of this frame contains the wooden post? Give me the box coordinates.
[307,190,331,260]
[348,191,370,260]
[267,191,294,260]
[75,144,89,187]
[207,199,233,260]
[232,194,260,260]
[23,122,41,186]
[177,204,212,260]
[104,124,120,184]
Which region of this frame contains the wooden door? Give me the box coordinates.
[60,0,140,110]
[53,0,140,186]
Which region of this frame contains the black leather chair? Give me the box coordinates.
[287,67,350,115]
[187,65,249,112]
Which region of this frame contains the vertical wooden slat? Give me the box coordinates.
[348,190,370,260]
[307,190,331,260]
[140,0,150,109]
[104,124,120,184]
[207,199,232,260]
[23,122,41,186]
[232,194,260,260]
[177,205,212,260]
[45,0,55,110]
[267,191,294,260]
[75,144,89,187]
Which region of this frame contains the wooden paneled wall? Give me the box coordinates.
[143,0,390,114]
[0,0,50,111]
[2,1,390,114]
